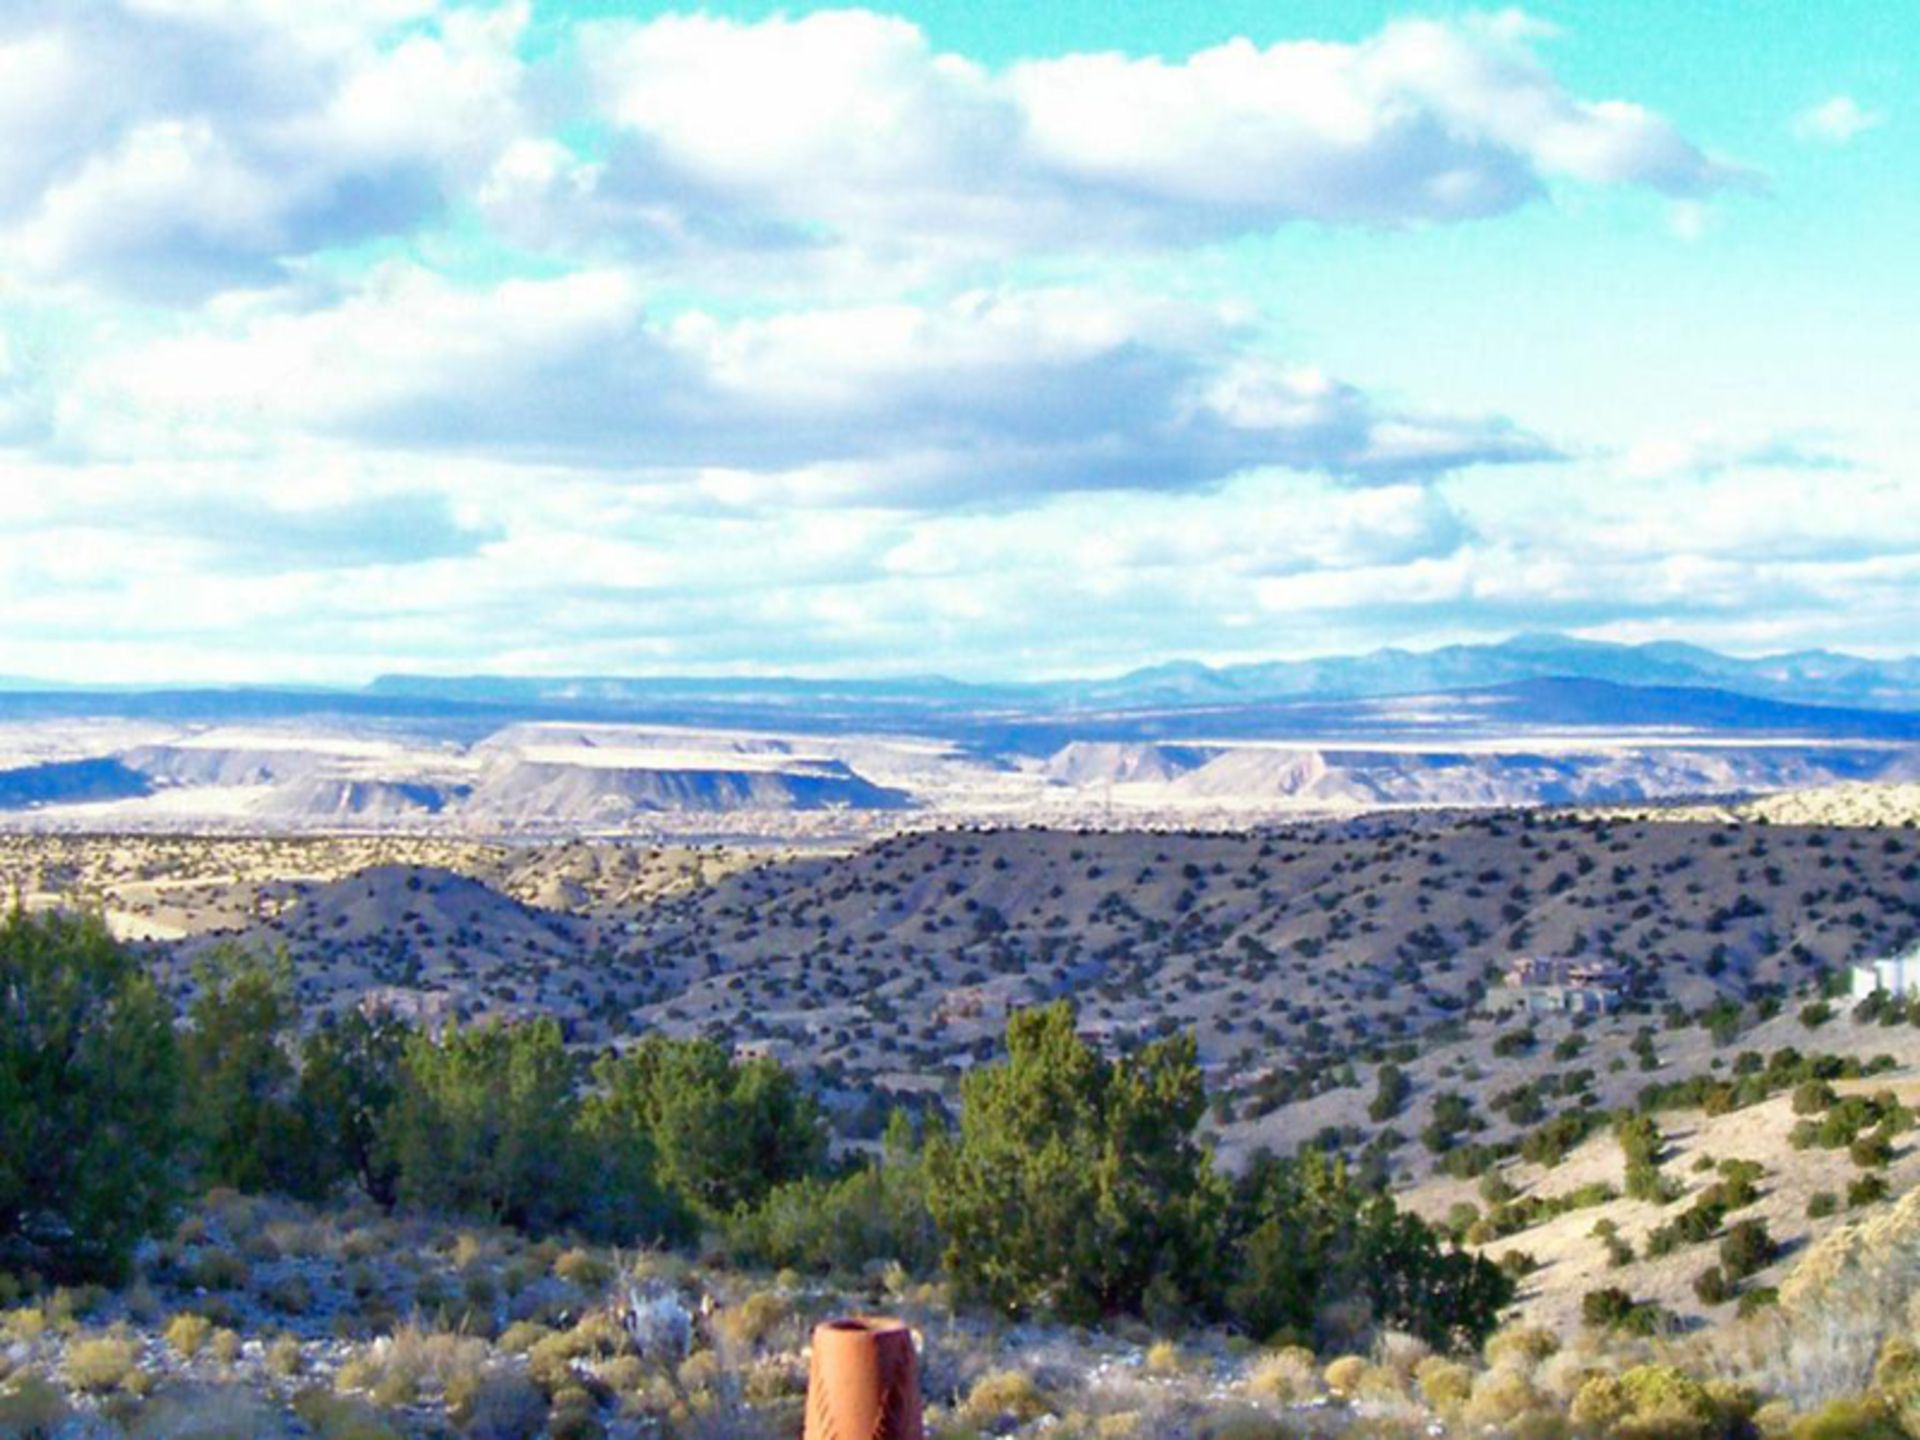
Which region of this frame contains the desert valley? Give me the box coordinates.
[5,3,1918,1434]
[3,639,1919,1366]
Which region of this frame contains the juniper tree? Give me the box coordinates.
[0,909,181,1281]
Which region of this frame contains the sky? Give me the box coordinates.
[0,0,1912,684]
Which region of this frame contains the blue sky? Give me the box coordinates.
[0,0,1911,682]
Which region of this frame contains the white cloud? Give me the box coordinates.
[1793,95,1883,145]
[71,267,1555,499]
[0,4,1745,296]
[0,439,1915,682]
[1619,431,1856,481]
[0,1,529,299]
[1,3,1899,682]
[551,9,1743,266]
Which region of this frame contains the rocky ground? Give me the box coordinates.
[8,1179,1920,1440]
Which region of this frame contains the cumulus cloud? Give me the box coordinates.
[0,441,1914,682]
[0,0,528,299]
[1793,95,1883,145]
[73,268,1555,499]
[539,8,1744,265]
[2,2,1888,683]
[0,461,504,574]
[0,4,1742,299]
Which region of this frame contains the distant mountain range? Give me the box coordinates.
[0,636,1916,829]
[0,635,1915,745]
[366,633,1920,717]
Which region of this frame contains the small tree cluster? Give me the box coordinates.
[924,1002,1511,1349]
[0,911,181,1281]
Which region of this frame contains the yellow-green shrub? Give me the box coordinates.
[1415,1356,1474,1414]
[1246,1346,1319,1403]
[2,1308,46,1343]
[1464,1366,1544,1431]
[1571,1373,1633,1433]
[1323,1355,1368,1397]
[553,1249,613,1292]
[1788,1397,1905,1440]
[165,1312,213,1359]
[64,1336,139,1393]
[446,1367,547,1439]
[962,1370,1053,1426]
[498,1321,552,1354]
[716,1291,789,1352]
[1145,1340,1189,1376]
[268,1335,304,1378]
[1615,1365,1720,1440]
[1486,1326,1561,1371]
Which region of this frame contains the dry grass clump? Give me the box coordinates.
[498,1320,553,1354]
[164,1311,213,1359]
[961,1368,1055,1427]
[337,1325,491,1409]
[1323,1354,1369,1396]
[1571,1373,1635,1432]
[1532,1330,1633,1406]
[445,1367,548,1440]
[1244,1345,1320,1404]
[269,1334,306,1378]
[1,1306,46,1343]
[1737,1185,1920,1410]
[63,1333,141,1393]
[1414,1356,1474,1415]
[716,1291,790,1354]
[1144,1339,1192,1376]
[553,1248,614,1291]
[1486,1325,1561,1372]
[1462,1363,1545,1432]
[677,1348,722,1395]
[450,1232,491,1271]
[739,1354,807,1406]
[1373,1331,1430,1381]
[527,1314,629,1396]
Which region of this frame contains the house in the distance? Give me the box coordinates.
[1852,942,1920,1000]
[1503,956,1628,1016]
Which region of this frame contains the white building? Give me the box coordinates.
[1852,942,1920,1000]
[1503,956,1627,1015]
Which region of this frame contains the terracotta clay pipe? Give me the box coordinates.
[804,1316,925,1440]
